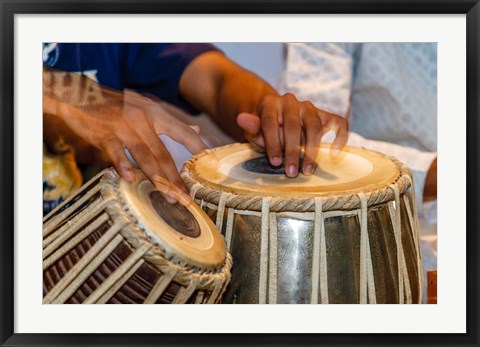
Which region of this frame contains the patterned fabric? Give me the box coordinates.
[43,144,83,215]
[281,43,437,215]
[283,43,437,152]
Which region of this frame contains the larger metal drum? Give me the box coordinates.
[182,143,423,304]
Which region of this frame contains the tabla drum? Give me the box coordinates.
[43,168,232,304]
[181,143,423,304]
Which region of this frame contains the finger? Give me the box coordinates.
[258,104,283,166]
[149,174,192,207]
[331,125,349,158]
[120,129,190,205]
[236,112,265,148]
[146,137,188,195]
[122,104,192,204]
[122,108,189,195]
[320,112,349,157]
[300,104,323,175]
[282,93,302,177]
[141,100,208,155]
[158,117,208,155]
[101,136,136,182]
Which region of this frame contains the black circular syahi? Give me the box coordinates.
[241,156,304,175]
[149,191,201,238]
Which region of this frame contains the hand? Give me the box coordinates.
[236,93,349,177]
[43,68,207,204]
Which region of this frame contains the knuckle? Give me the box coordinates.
[282,92,297,102]
[301,100,316,110]
[259,94,277,108]
[131,143,150,157]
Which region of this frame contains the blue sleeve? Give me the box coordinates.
[123,43,220,115]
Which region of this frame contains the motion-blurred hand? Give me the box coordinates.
[43,67,207,204]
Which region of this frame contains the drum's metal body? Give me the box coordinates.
[182,143,423,305]
[43,169,231,304]
[203,202,419,304]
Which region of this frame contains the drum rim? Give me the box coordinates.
[181,143,414,213]
[100,169,232,277]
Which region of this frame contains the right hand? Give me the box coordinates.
[43,68,207,204]
[236,94,349,177]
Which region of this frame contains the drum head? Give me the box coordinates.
[118,172,226,270]
[188,143,401,197]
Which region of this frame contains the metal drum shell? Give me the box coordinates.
[182,143,423,304]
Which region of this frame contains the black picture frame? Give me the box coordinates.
[1,1,479,346]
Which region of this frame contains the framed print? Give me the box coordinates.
[1,0,479,346]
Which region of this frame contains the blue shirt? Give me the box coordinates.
[43,43,218,114]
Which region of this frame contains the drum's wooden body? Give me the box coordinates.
[182,143,423,304]
[43,169,232,304]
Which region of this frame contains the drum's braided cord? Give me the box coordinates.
[99,169,232,297]
[182,152,412,213]
[258,198,271,304]
[402,175,424,304]
[358,193,377,304]
[312,198,328,304]
[268,211,278,304]
[388,184,413,304]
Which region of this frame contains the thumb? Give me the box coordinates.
[236,112,265,147]
[237,112,260,135]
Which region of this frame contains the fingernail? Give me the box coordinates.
[287,165,297,177]
[331,148,341,158]
[303,165,314,175]
[166,192,178,204]
[271,156,282,166]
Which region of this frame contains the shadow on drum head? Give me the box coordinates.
[241,155,338,181]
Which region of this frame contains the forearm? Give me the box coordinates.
[214,68,278,140]
[179,51,278,140]
[43,66,109,116]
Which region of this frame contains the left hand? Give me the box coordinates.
[236,93,349,177]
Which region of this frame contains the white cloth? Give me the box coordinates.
[281,43,437,218]
[281,43,438,302]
